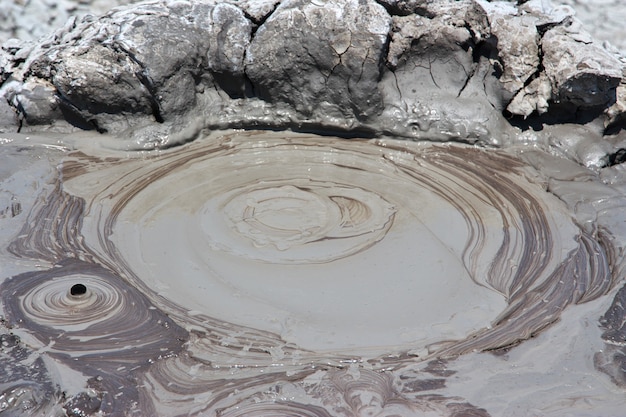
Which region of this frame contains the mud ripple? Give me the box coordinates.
[0,130,617,416]
[62,131,611,357]
[0,259,188,415]
[2,259,187,359]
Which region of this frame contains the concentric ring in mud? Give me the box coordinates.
[204,182,396,263]
[1,260,187,358]
[54,131,612,358]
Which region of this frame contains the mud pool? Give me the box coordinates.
[0,129,625,416]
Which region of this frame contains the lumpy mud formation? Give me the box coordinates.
[2,0,626,416]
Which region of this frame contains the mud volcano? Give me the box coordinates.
[1,0,626,416]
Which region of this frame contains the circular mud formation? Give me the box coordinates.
[1,0,626,416]
[0,129,622,416]
[52,131,609,359]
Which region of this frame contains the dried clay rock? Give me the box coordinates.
[542,22,622,107]
[246,0,391,122]
[380,3,507,144]
[8,1,252,132]
[489,13,540,96]
[0,0,624,146]
[507,15,622,117]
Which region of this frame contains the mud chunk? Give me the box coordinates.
[490,14,540,96]
[595,283,626,387]
[380,5,509,144]
[20,1,252,130]
[542,22,622,108]
[52,44,152,116]
[245,0,391,121]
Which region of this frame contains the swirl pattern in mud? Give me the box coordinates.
[1,259,188,416]
[209,183,396,263]
[2,259,187,357]
[52,130,611,357]
[0,130,616,416]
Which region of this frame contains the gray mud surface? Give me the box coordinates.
[2,0,626,416]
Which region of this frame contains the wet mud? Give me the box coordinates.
[2,0,626,415]
[0,130,624,416]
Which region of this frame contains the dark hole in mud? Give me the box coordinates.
[604,118,626,136]
[606,148,626,166]
[57,97,103,132]
[70,283,87,296]
[503,102,609,131]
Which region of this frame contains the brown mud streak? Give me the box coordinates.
[0,132,618,416]
[0,259,188,415]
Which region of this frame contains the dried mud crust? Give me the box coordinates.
[0,0,624,151]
